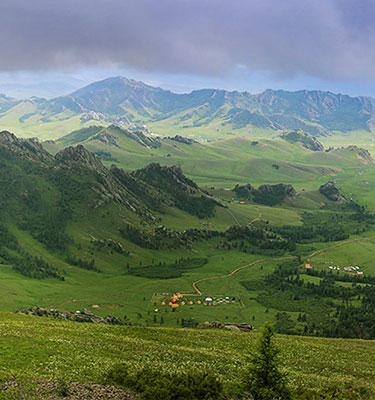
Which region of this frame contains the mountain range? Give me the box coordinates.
[1,77,375,139]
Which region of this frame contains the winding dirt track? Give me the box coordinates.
[307,235,375,263]
[248,206,261,225]
[183,234,375,297]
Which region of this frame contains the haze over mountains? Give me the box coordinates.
[1,76,375,139]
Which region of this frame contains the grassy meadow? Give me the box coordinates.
[1,311,375,396]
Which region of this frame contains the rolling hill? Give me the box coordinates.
[43,126,375,203]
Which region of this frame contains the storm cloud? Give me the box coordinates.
[1,0,375,81]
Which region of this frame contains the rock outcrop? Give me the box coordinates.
[107,125,161,148]
[55,145,154,216]
[15,306,126,325]
[92,238,127,254]
[55,145,105,172]
[0,131,54,164]
[257,183,296,198]
[92,131,119,147]
[253,183,296,206]
[169,135,197,145]
[131,163,199,194]
[281,130,324,151]
[233,183,255,198]
[198,321,253,332]
[319,181,347,203]
[233,182,296,206]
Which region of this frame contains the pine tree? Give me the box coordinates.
[242,322,290,399]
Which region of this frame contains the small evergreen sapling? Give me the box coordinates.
[242,322,290,400]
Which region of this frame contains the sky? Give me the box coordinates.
[0,0,375,98]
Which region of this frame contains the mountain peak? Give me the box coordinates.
[0,130,18,144]
[55,145,105,171]
[0,131,53,163]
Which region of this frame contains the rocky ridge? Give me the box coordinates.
[0,130,54,164]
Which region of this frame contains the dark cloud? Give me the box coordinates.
[1,0,375,81]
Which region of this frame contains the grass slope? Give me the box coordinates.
[1,312,375,395]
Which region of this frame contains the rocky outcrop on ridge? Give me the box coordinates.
[233,183,255,198]
[15,306,126,325]
[198,321,253,332]
[92,130,119,147]
[281,130,324,151]
[319,181,347,203]
[233,182,296,206]
[0,131,54,164]
[169,135,197,145]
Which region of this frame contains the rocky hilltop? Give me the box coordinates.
[0,130,54,163]
[280,130,324,151]
[198,321,253,332]
[57,124,161,148]
[319,181,347,203]
[169,135,197,145]
[233,182,296,206]
[15,306,126,325]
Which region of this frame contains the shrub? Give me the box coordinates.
[105,364,225,399]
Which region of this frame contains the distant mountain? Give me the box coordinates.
[2,77,375,138]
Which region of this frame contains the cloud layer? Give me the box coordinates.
[1,0,375,81]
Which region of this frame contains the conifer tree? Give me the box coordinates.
[243,322,290,399]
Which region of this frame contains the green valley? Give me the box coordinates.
[1,127,375,341]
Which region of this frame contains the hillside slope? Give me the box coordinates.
[1,312,375,397]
